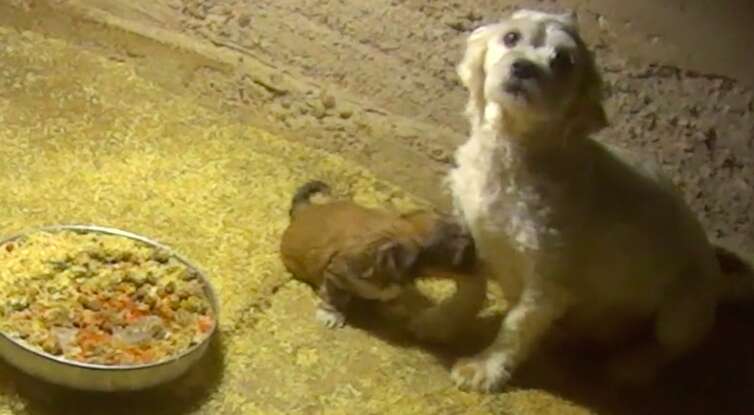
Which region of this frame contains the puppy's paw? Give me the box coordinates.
[451,352,512,393]
[315,308,346,329]
[408,309,457,344]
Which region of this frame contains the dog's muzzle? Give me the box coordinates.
[510,59,538,80]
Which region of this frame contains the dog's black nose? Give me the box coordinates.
[511,60,537,79]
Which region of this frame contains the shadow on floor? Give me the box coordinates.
[0,332,226,415]
[347,296,754,415]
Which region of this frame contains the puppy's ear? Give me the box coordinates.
[568,46,608,137]
[376,240,419,281]
[457,24,496,128]
[429,217,477,269]
[327,255,365,280]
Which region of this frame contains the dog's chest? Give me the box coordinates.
[449,139,560,252]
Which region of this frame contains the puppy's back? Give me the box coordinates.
[281,200,403,286]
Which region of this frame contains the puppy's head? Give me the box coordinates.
[356,239,419,301]
[402,211,476,273]
[332,238,419,302]
[458,9,607,138]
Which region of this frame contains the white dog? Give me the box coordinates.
[446,9,752,392]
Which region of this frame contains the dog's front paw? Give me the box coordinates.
[315,308,346,329]
[451,353,512,393]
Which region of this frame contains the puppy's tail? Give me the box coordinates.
[716,245,754,305]
[289,180,331,218]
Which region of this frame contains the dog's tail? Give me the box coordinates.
[289,180,331,218]
[716,245,754,305]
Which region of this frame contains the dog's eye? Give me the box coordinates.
[551,50,573,72]
[503,31,520,47]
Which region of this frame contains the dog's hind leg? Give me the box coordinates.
[608,274,717,386]
[654,285,716,359]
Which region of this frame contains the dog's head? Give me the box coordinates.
[458,9,607,138]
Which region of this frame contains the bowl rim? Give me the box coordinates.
[0,224,219,372]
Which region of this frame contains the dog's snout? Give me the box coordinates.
[511,60,537,79]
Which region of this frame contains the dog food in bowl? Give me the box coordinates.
[0,230,216,366]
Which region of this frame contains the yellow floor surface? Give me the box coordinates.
[0,26,594,415]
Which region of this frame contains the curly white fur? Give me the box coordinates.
[447,9,731,392]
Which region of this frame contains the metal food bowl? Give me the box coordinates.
[0,225,219,392]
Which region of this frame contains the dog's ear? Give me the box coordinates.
[512,9,552,22]
[557,10,578,28]
[457,24,496,128]
[568,46,608,137]
[450,232,476,269]
[376,240,419,281]
[457,24,493,88]
[513,9,577,29]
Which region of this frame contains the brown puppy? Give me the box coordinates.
[280,180,483,331]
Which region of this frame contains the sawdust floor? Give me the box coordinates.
[0,25,752,415]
